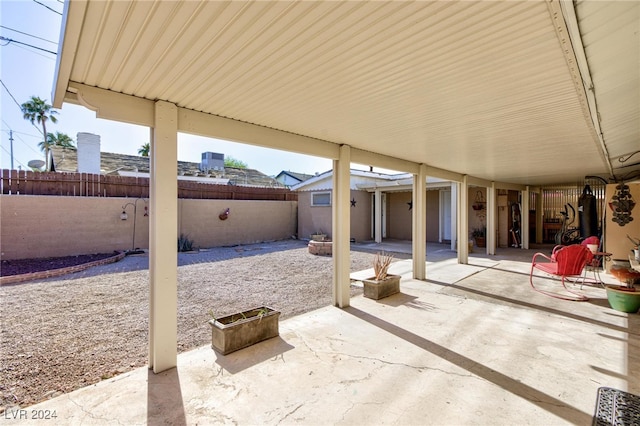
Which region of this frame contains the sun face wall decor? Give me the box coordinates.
[609,183,635,226]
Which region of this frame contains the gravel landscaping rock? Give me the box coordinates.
[0,239,402,412]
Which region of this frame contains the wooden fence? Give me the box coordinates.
[1,170,296,201]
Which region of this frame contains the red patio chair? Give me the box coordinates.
[530,244,593,301]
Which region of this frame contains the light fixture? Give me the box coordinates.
[120,211,128,220]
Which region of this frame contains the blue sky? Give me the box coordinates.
[1,0,347,176]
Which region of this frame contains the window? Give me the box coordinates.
[311,192,331,206]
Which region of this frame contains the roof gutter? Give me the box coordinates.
[548,0,614,178]
[51,0,87,108]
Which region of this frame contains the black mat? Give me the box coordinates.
[593,387,640,426]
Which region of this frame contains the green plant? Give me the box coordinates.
[373,251,394,281]
[177,233,194,252]
[471,227,486,238]
[138,142,150,157]
[224,156,248,168]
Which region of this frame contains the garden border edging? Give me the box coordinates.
[0,252,126,285]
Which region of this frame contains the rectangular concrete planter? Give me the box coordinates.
[363,274,401,300]
[209,306,280,355]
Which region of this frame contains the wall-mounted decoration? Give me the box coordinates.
[609,183,635,226]
[351,198,357,207]
[219,207,230,221]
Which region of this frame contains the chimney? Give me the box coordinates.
[77,132,101,174]
[200,152,224,173]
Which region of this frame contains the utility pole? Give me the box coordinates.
[9,129,14,170]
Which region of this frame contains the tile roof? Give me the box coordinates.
[51,146,284,187]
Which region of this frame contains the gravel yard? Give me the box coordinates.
[0,239,404,411]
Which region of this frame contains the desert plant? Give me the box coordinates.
[177,233,194,252]
[373,251,394,281]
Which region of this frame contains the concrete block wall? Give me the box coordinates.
[1,195,297,260]
[178,199,297,248]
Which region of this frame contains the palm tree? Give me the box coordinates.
[39,132,75,166]
[42,131,75,151]
[21,96,59,171]
[138,142,150,157]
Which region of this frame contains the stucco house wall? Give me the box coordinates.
[1,195,297,260]
[386,190,442,242]
[388,192,412,240]
[297,190,371,242]
[426,190,440,242]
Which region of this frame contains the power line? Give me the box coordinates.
[0,79,23,110]
[32,0,62,16]
[0,79,45,136]
[0,145,29,170]
[0,127,42,139]
[2,120,43,157]
[5,39,56,61]
[0,25,58,45]
[0,36,57,55]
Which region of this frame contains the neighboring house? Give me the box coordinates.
[51,134,284,188]
[275,170,315,187]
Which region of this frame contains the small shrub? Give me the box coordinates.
[178,234,194,252]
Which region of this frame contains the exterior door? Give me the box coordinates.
[370,192,387,240]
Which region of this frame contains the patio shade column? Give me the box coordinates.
[332,145,351,308]
[450,182,458,251]
[457,176,469,264]
[374,189,382,243]
[535,189,543,244]
[487,182,496,255]
[412,164,427,279]
[149,100,178,373]
[521,187,530,249]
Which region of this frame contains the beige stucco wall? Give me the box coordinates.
[349,190,372,242]
[426,190,440,242]
[0,195,297,260]
[388,192,413,240]
[296,190,372,242]
[604,182,640,269]
[385,190,441,242]
[297,192,332,239]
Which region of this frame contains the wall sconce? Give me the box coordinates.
[120,211,128,220]
[219,208,230,220]
[609,183,635,226]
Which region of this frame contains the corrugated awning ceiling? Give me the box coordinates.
[54,0,639,186]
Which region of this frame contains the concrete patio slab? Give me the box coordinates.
[2,250,638,425]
